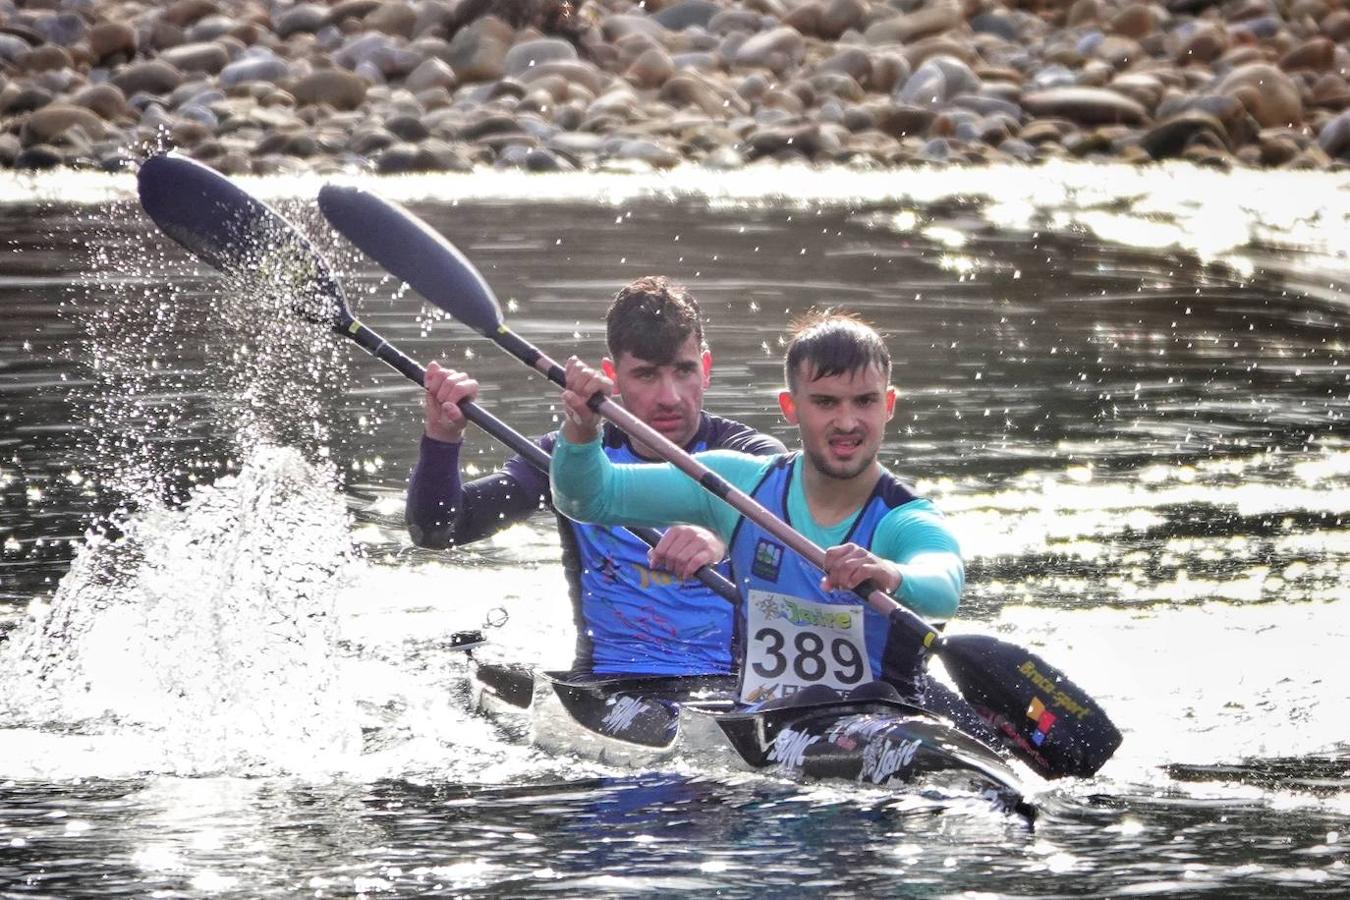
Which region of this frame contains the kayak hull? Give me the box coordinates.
[472,663,1033,819]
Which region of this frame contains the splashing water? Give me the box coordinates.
[0,446,358,776]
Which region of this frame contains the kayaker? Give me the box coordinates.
[406,276,785,678]
[550,311,963,705]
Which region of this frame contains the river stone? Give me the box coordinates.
[0,34,34,66]
[708,8,762,35]
[291,69,367,109]
[627,46,675,89]
[504,38,578,77]
[184,14,236,42]
[896,55,980,107]
[1176,22,1227,64]
[219,53,290,87]
[15,144,65,169]
[1216,63,1302,127]
[865,2,963,44]
[275,3,328,38]
[601,14,668,43]
[1280,37,1334,72]
[1141,110,1230,157]
[447,17,510,83]
[733,26,804,74]
[160,42,230,75]
[819,0,868,38]
[613,137,681,167]
[382,113,426,141]
[37,12,86,47]
[71,83,129,120]
[1316,108,1350,157]
[112,60,184,95]
[654,0,720,31]
[334,32,398,70]
[17,46,72,74]
[1311,73,1350,110]
[1,85,53,114]
[811,71,865,102]
[817,47,871,83]
[783,2,824,37]
[660,73,726,115]
[0,133,19,166]
[87,21,138,62]
[366,1,417,37]
[402,56,454,93]
[163,0,219,27]
[1108,3,1159,38]
[873,103,936,137]
[327,0,381,26]
[519,60,608,97]
[20,104,106,146]
[1022,87,1147,124]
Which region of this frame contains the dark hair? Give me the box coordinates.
[784,309,891,391]
[605,276,705,363]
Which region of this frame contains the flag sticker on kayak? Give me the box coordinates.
[1027,696,1057,746]
[752,538,784,581]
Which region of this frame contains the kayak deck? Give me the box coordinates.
[472,662,1034,820]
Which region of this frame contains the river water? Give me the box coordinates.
[0,163,1346,897]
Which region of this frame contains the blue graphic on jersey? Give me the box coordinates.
[570,439,734,676]
[751,538,784,581]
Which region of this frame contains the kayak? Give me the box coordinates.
[469,658,1035,820]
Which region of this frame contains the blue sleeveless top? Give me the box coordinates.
[728,453,927,700]
[561,417,781,675]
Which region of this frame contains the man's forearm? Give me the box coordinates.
[407,436,548,547]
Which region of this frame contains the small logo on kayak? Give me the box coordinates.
[1026,696,1058,746]
[602,695,647,734]
[768,726,820,768]
[752,539,784,581]
[861,736,921,784]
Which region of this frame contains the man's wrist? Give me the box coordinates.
[424,424,465,444]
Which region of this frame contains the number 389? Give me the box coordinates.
[750,627,865,684]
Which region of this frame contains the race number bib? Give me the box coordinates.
[739,589,873,703]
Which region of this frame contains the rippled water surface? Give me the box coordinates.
[0,163,1347,897]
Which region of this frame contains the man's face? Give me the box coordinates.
[604,334,712,448]
[778,363,896,481]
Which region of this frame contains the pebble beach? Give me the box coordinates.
[2,0,1350,174]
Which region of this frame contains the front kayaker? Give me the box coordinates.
[551,311,962,704]
[406,277,785,677]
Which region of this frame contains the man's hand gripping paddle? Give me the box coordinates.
[134,153,742,607]
[316,183,1125,780]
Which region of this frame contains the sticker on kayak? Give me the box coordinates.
[740,589,872,703]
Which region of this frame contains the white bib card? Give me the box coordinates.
[740,589,873,703]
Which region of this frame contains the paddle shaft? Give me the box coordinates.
[341,315,742,605]
[491,326,942,644]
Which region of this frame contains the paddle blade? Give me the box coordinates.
[939,634,1122,779]
[136,153,346,329]
[317,184,505,336]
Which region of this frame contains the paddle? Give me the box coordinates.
[134,153,741,606]
[316,184,1124,780]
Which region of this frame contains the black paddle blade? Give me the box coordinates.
[317,184,505,336]
[136,153,346,329]
[939,635,1122,779]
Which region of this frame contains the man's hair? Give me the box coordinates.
[784,309,891,391]
[605,276,705,363]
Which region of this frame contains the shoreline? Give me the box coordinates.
[2,0,1350,174]
[6,159,1350,274]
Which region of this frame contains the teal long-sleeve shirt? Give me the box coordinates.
[550,434,964,619]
